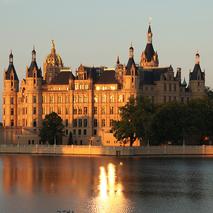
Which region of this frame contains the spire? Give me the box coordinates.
[9,50,13,64]
[32,46,36,62]
[129,43,134,58]
[116,56,120,65]
[51,40,56,54]
[182,78,187,87]
[147,23,153,44]
[195,51,200,64]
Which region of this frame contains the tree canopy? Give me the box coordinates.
[39,112,65,145]
[112,96,154,146]
[112,94,213,146]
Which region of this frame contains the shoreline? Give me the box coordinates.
[1,144,213,157]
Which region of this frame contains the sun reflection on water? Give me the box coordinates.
[97,163,126,212]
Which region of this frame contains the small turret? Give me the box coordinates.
[140,23,159,68]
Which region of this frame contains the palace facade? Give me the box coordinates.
[2,25,206,145]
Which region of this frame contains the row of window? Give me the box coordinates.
[164,83,177,92]
[72,119,113,128]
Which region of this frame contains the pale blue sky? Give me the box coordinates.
[0,0,213,119]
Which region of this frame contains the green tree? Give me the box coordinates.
[112,96,154,146]
[184,99,213,144]
[39,112,65,145]
[150,102,186,145]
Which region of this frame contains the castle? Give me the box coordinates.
[2,24,206,145]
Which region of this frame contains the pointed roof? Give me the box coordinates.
[28,48,42,78]
[5,52,19,81]
[126,57,137,75]
[148,24,152,33]
[144,43,155,62]
[182,78,187,87]
[116,56,120,65]
[190,53,205,81]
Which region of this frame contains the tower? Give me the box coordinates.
[123,45,139,92]
[3,51,19,127]
[189,52,205,99]
[140,24,159,68]
[25,47,43,129]
[43,40,63,84]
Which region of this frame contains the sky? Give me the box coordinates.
[0,0,213,118]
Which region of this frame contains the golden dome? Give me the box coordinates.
[45,40,63,67]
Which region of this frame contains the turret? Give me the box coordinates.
[43,40,63,83]
[189,52,205,99]
[2,51,19,127]
[140,23,159,68]
[25,47,43,129]
[123,45,139,91]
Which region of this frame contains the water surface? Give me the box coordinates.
[0,155,213,213]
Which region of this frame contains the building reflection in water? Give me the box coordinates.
[97,163,126,212]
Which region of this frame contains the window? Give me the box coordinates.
[10,97,14,105]
[169,84,171,92]
[84,107,88,115]
[174,84,176,91]
[83,119,88,127]
[65,107,69,115]
[65,129,68,135]
[110,119,114,127]
[94,95,98,103]
[110,107,114,114]
[101,107,106,114]
[73,108,77,114]
[50,107,53,113]
[74,96,78,103]
[83,129,87,136]
[58,107,62,114]
[33,120,37,127]
[118,95,123,102]
[110,95,114,103]
[50,96,54,103]
[181,97,184,103]
[78,129,81,135]
[85,84,89,90]
[94,119,98,127]
[65,119,68,127]
[84,95,88,103]
[164,84,167,91]
[79,95,83,103]
[73,129,76,135]
[3,98,5,104]
[164,96,166,103]
[75,83,79,90]
[58,96,62,103]
[93,129,97,136]
[169,96,171,102]
[94,107,97,115]
[33,96,36,104]
[11,108,14,115]
[102,95,106,103]
[101,119,106,127]
[33,107,36,115]
[78,108,82,115]
[78,119,82,127]
[73,119,77,127]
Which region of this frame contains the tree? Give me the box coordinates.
[150,102,186,145]
[112,96,154,146]
[39,112,65,145]
[68,131,73,145]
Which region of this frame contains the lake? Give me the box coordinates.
[0,155,213,213]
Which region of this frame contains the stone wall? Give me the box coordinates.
[1,144,213,156]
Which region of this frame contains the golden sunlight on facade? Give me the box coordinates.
[2,25,206,146]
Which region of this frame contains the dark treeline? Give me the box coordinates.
[112,89,213,146]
